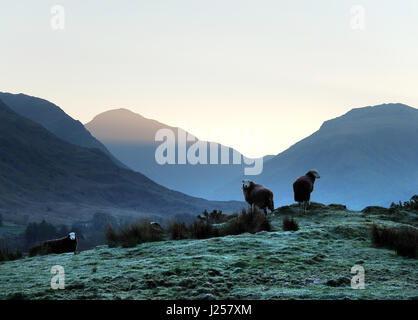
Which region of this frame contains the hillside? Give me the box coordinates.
[85,108,266,200]
[0,99,244,225]
[213,103,418,209]
[0,92,126,168]
[1,205,417,300]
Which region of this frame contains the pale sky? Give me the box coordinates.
[1,0,417,157]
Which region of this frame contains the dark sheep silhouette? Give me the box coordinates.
[30,232,78,256]
[242,180,274,214]
[293,170,320,213]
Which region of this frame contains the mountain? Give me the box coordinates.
[0,92,126,168]
[85,108,266,200]
[0,99,244,224]
[214,103,418,209]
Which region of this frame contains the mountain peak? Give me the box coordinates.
[344,102,416,117]
[319,103,417,132]
[85,108,173,143]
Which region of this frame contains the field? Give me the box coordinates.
[0,204,417,300]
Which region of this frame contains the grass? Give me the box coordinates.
[282,216,299,231]
[220,208,271,236]
[0,247,23,262]
[167,221,189,240]
[106,220,164,248]
[371,224,417,258]
[1,204,417,300]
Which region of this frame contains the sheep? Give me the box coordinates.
[29,232,78,256]
[293,170,320,213]
[242,180,274,214]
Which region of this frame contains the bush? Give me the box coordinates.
[221,208,271,236]
[0,247,23,262]
[189,221,219,239]
[389,195,418,212]
[197,210,232,224]
[282,216,299,231]
[167,221,189,240]
[24,220,59,247]
[371,224,417,258]
[105,220,164,248]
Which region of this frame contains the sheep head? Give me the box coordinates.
[242,180,253,190]
[306,170,320,179]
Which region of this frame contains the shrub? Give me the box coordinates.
[371,224,417,258]
[24,220,59,247]
[0,247,23,262]
[105,225,119,248]
[221,208,271,236]
[197,210,232,224]
[105,220,164,248]
[167,221,189,240]
[388,195,418,212]
[189,221,218,239]
[282,216,299,231]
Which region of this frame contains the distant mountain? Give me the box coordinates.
[85,108,266,200]
[0,99,244,224]
[213,103,418,209]
[0,92,127,168]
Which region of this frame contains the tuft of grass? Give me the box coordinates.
[371,224,417,258]
[221,208,271,236]
[282,216,299,231]
[105,220,164,248]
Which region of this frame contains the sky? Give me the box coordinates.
[1,0,417,157]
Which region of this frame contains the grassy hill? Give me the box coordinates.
[1,204,416,300]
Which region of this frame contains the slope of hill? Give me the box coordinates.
[1,204,416,300]
[0,99,244,225]
[0,92,127,168]
[85,109,265,200]
[213,103,418,210]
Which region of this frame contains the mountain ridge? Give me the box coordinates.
[0,98,244,224]
[0,92,127,168]
[212,103,418,209]
[85,108,265,199]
